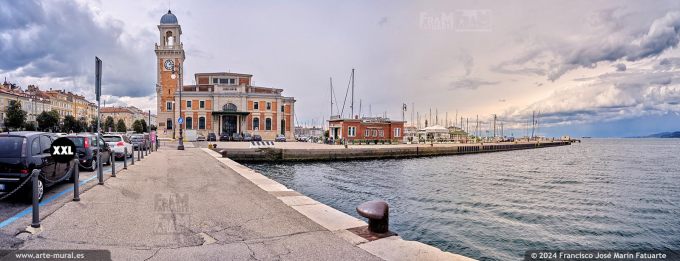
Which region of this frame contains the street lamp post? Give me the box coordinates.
[171,64,184,150]
[172,101,176,139]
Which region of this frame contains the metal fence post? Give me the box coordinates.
[141,145,144,159]
[137,148,141,161]
[123,147,128,169]
[97,151,103,185]
[73,158,80,202]
[131,148,135,165]
[110,153,116,177]
[31,169,41,228]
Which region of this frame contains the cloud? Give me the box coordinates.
[614,63,627,71]
[494,11,680,81]
[459,52,474,76]
[378,17,388,26]
[502,66,680,128]
[0,0,155,110]
[448,78,499,90]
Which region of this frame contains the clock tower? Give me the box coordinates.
[155,10,185,138]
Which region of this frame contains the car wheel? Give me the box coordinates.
[91,158,98,171]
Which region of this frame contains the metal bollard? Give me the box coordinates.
[137,148,141,161]
[131,148,135,165]
[31,169,41,228]
[97,152,103,185]
[356,200,390,233]
[73,158,80,201]
[141,146,144,159]
[110,153,116,177]
[123,147,128,169]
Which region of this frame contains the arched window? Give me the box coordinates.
[222,103,237,112]
[166,118,173,130]
[253,117,259,130]
[186,117,193,129]
[265,118,272,130]
[198,117,206,129]
[166,31,174,46]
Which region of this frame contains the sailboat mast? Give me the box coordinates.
[329,77,333,118]
[350,69,355,118]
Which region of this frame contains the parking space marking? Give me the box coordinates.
[0,163,120,229]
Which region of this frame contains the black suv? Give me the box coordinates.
[65,133,112,171]
[0,132,74,201]
[207,133,216,141]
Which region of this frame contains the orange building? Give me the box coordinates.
[154,10,295,140]
[328,117,404,143]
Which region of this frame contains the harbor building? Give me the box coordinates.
[155,10,295,140]
[328,116,404,143]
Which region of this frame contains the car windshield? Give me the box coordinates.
[0,137,24,157]
[66,137,86,147]
[103,136,122,142]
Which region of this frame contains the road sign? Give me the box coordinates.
[178,117,184,124]
[95,57,102,102]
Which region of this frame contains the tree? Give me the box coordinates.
[139,119,148,132]
[36,110,60,132]
[62,115,79,133]
[116,119,127,132]
[104,116,115,132]
[77,117,88,133]
[132,120,143,133]
[89,117,98,132]
[5,100,27,130]
[23,122,36,131]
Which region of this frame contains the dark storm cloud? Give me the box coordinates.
[656,57,680,70]
[495,11,680,81]
[0,0,154,98]
[614,63,626,71]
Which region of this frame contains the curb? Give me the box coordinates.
[201,148,476,261]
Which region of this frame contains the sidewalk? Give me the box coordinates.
[15,147,381,260]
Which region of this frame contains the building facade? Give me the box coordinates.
[101,106,154,131]
[155,10,295,140]
[328,117,404,143]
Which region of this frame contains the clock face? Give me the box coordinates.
[164,59,174,70]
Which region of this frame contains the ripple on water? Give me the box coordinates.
[245,139,680,260]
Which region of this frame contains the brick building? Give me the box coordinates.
[154,10,295,140]
[328,117,404,143]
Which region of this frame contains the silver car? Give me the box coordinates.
[103,134,133,159]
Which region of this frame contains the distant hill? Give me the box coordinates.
[638,131,680,138]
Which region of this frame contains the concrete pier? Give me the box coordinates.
[211,141,572,162]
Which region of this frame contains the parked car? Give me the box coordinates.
[243,133,253,142]
[275,134,286,142]
[129,134,148,151]
[253,135,262,141]
[219,132,231,141]
[196,134,206,141]
[66,133,112,171]
[0,131,75,201]
[232,133,243,141]
[207,133,216,141]
[103,134,133,159]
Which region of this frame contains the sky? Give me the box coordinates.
[2,0,680,137]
